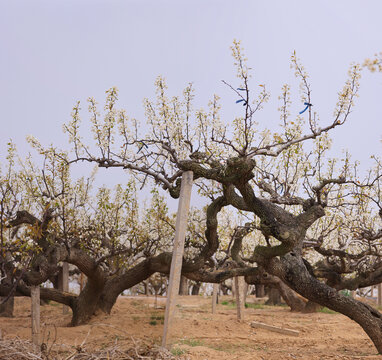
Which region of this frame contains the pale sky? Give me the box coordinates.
[1,0,382,203]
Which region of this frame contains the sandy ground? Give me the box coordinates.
[0,295,381,359]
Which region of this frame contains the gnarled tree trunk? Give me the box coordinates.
[71,277,105,326]
[96,258,156,315]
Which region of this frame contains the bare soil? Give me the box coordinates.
[0,295,381,359]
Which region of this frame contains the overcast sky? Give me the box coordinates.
[1,0,382,205]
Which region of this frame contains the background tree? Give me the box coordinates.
[1,145,242,325]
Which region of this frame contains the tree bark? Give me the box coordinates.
[179,276,188,295]
[303,300,322,313]
[255,284,265,297]
[0,296,14,317]
[97,258,156,314]
[265,287,282,305]
[191,282,201,295]
[70,277,105,326]
[220,283,230,295]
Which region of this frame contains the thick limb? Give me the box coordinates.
[268,253,382,353]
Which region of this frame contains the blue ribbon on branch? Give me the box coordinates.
[299,102,313,114]
[137,141,148,153]
[235,99,247,106]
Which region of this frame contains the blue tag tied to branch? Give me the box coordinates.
[299,102,313,115]
[235,99,247,106]
[137,141,148,153]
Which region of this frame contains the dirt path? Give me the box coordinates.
[0,295,381,359]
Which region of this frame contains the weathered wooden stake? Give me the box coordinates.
[31,286,40,346]
[251,321,299,336]
[79,272,85,292]
[378,284,382,307]
[235,276,245,322]
[162,171,193,348]
[212,283,219,314]
[62,262,69,314]
[231,278,235,299]
[243,282,248,304]
[58,262,69,314]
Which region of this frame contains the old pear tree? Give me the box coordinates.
[54,41,382,352]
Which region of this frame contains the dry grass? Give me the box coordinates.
[0,337,180,360]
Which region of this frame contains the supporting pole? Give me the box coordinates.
[31,286,40,346]
[62,262,69,314]
[58,263,69,314]
[212,283,219,314]
[243,282,248,304]
[378,284,382,307]
[79,272,85,292]
[162,171,193,348]
[235,276,245,322]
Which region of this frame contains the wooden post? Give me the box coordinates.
[79,272,85,292]
[251,321,299,336]
[202,283,207,298]
[63,262,69,314]
[212,283,218,314]
[243,282,248,304]
[31,286,40,346]
[154,292,158,309]
[164,277,168,297]
[235,276,245,322]
[58,263,69,314]
[162,171,193,348]
[378,284,382,307]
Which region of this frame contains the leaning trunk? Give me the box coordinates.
[269,253,382,353]
[71,276,105,326]
[97,258,155,314]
